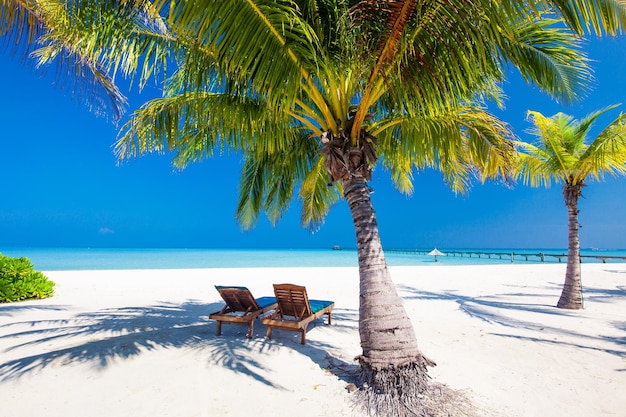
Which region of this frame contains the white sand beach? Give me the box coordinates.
[1,263,625,417]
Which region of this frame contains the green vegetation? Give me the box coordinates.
[0,253,55,302]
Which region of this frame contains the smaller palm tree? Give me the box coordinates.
[516,105,626,309]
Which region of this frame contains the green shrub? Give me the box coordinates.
[0,253,55,302]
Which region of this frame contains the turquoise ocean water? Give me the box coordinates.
[2,247,626,271]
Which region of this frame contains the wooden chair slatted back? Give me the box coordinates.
[217,287,260,313]
[273,284,312,320]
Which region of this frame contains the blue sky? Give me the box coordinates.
[1,36,626,250]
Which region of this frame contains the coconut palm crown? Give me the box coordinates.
[516,106,626,309]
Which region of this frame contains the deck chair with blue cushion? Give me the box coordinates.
[209,286,277,339]
[260,283,334,344]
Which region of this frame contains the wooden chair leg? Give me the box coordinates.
[266,326,273,339]
[247,321,254,339]
[216,321,222,336]
[300,323,310,345]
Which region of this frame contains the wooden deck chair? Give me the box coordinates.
[260,283,334,345]
[209,286,277,339]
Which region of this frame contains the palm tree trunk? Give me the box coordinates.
[343,174,435,414]
[558,183,583,309]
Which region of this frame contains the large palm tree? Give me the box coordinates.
[3,1,626,415]
[109,5,590,414]
[516,106,626,309]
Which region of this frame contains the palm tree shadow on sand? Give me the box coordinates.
[0,304,69,317]
[0,301,360,388]
[397,281,626,362]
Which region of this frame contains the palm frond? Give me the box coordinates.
[578,109,626,181]
[514,144,558,188]
[526,110,578,173]
[572,103,621,139]
[350,0,508,139]
[164,0,323,109]
[30,41,129,119]
[236,130,325,229]
[299,158,343,229]
[497,17,592,104]
[0,0,46,53]
[236,155,267,230]
[1,0,171,120]
[546,0,626,36]
[115,91,291,167]
[375,100,516,195]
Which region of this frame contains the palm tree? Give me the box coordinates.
[516,106,626,309]
[110,5,591,414]
[3,1,626,415]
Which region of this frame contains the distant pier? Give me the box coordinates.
[384,249,626,264]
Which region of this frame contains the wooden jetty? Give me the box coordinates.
[385,249,626,264]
